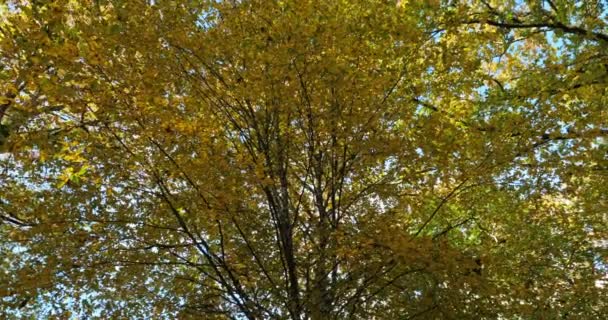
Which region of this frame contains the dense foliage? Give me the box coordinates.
[1,0,607,318]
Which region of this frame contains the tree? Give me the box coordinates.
[1,0,606,318]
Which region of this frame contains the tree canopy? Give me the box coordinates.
[1,0,607,318]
